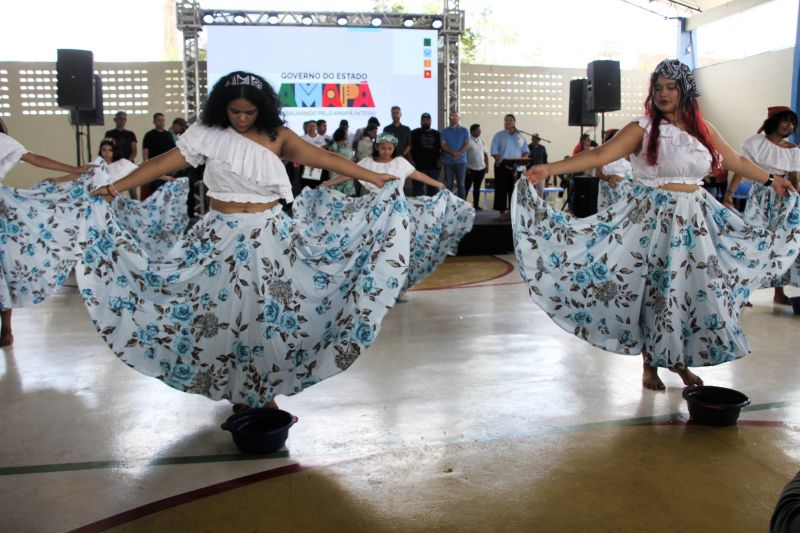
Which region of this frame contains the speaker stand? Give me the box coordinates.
[72,109,82,165]
[600,111,606,142]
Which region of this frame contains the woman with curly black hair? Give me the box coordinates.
[83,71,411,409]
[517,60,800,391]
[725,106,800,305]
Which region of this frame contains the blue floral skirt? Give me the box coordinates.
[75,182,410,406]
[743,182,800,288]
[292,188,474,290]
[597,179,633,211]
[0,180,95,308]
[111,177,190,261]
[511,180,800,368]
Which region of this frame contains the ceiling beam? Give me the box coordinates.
[684,0,773,30]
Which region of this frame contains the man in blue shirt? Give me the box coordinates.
[440,111,470,199]
[490,114,529,219]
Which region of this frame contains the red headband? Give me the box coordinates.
[758,106,795,133]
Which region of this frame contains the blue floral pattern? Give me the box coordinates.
[75,181,410,406]
[0,176,95,308]
[597,179,633,212]
[742,182,800,288]
[292,187,474,290]
[511,179,800,369]
[111,177,190,261]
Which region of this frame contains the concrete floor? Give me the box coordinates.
[1,255,799,532]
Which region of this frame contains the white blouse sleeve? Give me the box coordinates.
[174,123,209,167]
[0,133,28,180]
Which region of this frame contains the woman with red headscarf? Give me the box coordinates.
[515,59,800,391]
[724,106,800,305]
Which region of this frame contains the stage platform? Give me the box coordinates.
[457,208,513,256]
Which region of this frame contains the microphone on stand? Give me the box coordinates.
[517,129,551,143]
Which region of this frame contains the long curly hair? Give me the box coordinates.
[643,70,720,171]
[760,110,798,135]
[200,71,283,141]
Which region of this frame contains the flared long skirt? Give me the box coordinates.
[512,180,800,368]
[75,182,411,406]
[291,187,475,290]
[743,182,800,288]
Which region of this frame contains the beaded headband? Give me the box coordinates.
[653,59,700,100]
[375,133,398,145]
[225,73,264,90]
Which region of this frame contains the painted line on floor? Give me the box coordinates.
[67,463,310,533]
[412,255,518,292]
[65,403,799,532]
[2,400,795,478]
[0,450,290,477]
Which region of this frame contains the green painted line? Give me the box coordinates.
[1,401,795,477]
[0,450,290,477]
[743,401,797,412]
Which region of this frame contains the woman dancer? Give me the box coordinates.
[0,120,94,347]
[724,106,800,305]
[313,133,474,297]
[43,139,190,261]
[82,71,410,409]
[516,59,799,390]
[595,128,634,211]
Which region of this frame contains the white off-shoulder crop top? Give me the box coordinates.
[601,158,632,180]
[0,132,28,180]
[741,134,800,175]
[629,117,716,187]
[357,157,415,193]
[176,123,293,203]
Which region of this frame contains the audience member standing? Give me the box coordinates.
[141,112,176,198]
[466,123,488,210]
[441,111,470,199]
[169,117,188,142]
[104,111,137,162]
[528,133,549,197]
[316,119,332,147]
[383,106,411,159]
[352,117,380,151]
[299,120,328,189]
[409,112,442,196]
[491,114,529,219]
[355,124,378,162]
[572,133,592,155]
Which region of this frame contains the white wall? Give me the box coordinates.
[2,49,795,187]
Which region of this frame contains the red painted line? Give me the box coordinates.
[68,462,310,533]
[648,419,792,428]
[411,255,517,292]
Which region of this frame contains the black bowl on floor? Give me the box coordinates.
[790,296,800,314]
[222,408,297,454]
[682,386,751,426]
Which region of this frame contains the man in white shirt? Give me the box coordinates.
[465,123,489,210]
[300,121,328,189]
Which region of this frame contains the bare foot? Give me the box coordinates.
[0,333,12,348]
[773,289,791,305]
[642,364,666,391]
[670,367,704,387]
[232,398,279,413]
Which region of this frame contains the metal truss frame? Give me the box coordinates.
[176,1,464,118]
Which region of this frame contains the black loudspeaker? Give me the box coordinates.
[570,175,599,217]
[587,60,621,112]
[69,75,104,126]
[57,49,95,109]
[568,79,597,127]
